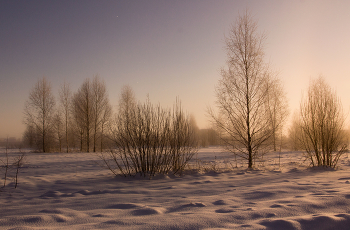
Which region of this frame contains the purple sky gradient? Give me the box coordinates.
[1,0,350,138]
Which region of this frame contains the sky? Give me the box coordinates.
[1,0,350,139]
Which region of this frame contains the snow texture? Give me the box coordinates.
[1,147,350,229]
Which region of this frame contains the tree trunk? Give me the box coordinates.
[66,114,69,153]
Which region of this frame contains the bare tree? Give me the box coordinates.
[265,76,289,151]
[71,76,112,152]
[24,77,56,152]
[110,85,137,148]
[287,111,303,151]
[117,85,137,132]
[189,114,200,147]
[299,76,347,167]
[72,97,85,152]
[59,82,72,153]
[22,124,38,149]
[91,76,111,152]
[53,111,64,152]
[100,102,112,151]
[208,12,272,168]
[73,79,93,152]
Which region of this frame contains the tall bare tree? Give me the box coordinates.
[265,76,289,151]
[24,77,56,152]
[91,76,111,152]
[72,76,112,152]
[208,12,273,168]
[59,82,72,153]
[53,110,64,152]
[288,111,302,151]
[299,76,347,167]
[73,78,93,152]
[100,102,112,151]
[118,85,137,128]
[72,97,85,152]
[112,85,137,143]
[23,124,37,148]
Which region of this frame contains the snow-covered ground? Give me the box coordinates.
[1,147,350,229]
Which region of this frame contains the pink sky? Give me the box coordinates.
[1,0,350,138]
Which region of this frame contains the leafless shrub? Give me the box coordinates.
[101,87,197,178]
[299,76,347,168]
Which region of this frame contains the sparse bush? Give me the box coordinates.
[299,76,347,167]
[101,87,197,178]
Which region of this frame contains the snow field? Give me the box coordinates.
[1,147,350,229]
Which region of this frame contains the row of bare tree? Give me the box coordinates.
[22,12,348,171]
[23,75,112,153]
[23,80,199,176]
[209,12,348,169]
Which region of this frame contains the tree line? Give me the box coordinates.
[22,79,200,177]
[22,76,218,154]
[22,11,349,171]
[23,75,112,153]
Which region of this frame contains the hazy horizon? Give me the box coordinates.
[2,0,350,139]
